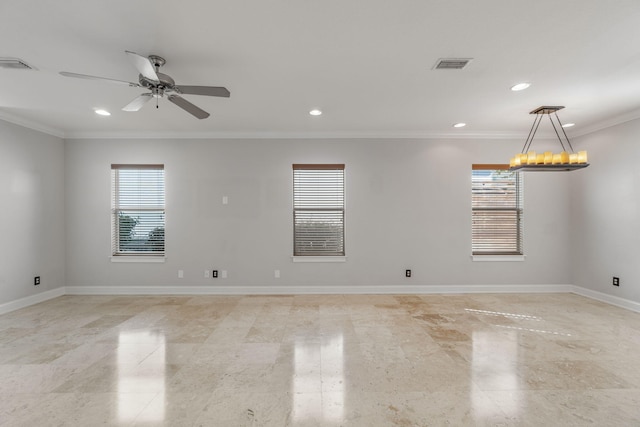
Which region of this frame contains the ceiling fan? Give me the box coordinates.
[60,51,230,119]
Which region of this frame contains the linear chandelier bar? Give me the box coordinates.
[509,106,589,172]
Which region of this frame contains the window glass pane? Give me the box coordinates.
[293,165,345,256]
[471,167,523,255]
[116,210,165,253]
[112,165,165,256]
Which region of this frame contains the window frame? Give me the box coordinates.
[471,164,523,259]
[292,164,346,260]
[111,164,165,259]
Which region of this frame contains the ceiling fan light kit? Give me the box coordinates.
[509,106,589,172]
[60,51,230,119]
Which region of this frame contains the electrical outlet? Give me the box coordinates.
[274,269,280,279]
[221,270,228,279]
[34,276,40,286]
[613,277,620,287]
[212,270,218,278]
[204,270,210,278]
[178,270,184,279]
[405,269,411,278]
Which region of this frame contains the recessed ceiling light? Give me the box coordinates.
[511,82,531,91]
[95,109,111,116]
[309,109,322,116]
[562,123,575,128]
[453,122,466,128]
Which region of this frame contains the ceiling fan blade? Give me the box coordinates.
[167,95,210,119]
[59,71,140,87]
[125,50,159,82]
[175,85,230,98]
[122,93,153,111]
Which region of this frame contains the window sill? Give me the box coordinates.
[111,256,166,263]
[471,255,525,262]
[292,256,347,263]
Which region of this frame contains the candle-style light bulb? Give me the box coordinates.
[577,151,588,163]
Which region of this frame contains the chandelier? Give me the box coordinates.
[509,106,588,172]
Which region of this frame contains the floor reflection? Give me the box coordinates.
[292,334,344,423]
[321,334,344,422]
[117,330,166,423]
[465,308,571,336]
[471,330,520,418]
[465,308,542,321]
[495,324,572,337]
[292,341,321,420]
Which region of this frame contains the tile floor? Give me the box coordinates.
[1,293,639,426]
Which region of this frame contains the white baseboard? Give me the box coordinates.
[2,285,638,315]
[571,285,640,313]
[64,284,574,295]
[0,287,66,315]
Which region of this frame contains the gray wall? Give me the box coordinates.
[64,137,572,290]
[0,120,65,305]
[571,118,640,302]
[5,113,639,303]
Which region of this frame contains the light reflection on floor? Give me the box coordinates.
[117,330,166,423]
[466,307,572,335]
[292,334,344,423]
[471,330,520,418]
[465,308,543,321]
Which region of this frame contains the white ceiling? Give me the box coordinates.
[2,0,640,139]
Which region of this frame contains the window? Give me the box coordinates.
[293,164,345,256]
[472,164,523,255]
[111,164,165,256]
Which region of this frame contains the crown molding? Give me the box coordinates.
[64,130,535,140]
[5,109,640,142]
[0,111,64,138]
[569,107,640,139]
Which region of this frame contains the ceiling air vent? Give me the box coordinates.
[0,58,35,70]
[433,58,472,70]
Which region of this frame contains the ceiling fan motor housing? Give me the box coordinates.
[139,72,175,94]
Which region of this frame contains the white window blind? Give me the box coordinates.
[111,164,165,256]
[293,164,345,256]
[472,164,523,255]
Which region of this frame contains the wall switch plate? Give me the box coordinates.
[222,196,228,205]
[34,276,40,286]
[212,270,218,278]
[405,269,411,278]
[613,276,620,286]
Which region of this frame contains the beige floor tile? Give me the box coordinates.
[1,293,640,426]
